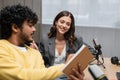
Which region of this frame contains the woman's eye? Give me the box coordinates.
[60,20,64,24]
[66,23,70,26]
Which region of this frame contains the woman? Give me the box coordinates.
[38,10,96,80]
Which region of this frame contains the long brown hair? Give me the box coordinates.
[48,10,76,48]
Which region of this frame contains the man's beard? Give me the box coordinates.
[24,40,33,46]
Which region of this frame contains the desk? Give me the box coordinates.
[84,58,120,80]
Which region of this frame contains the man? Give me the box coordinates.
[0,4,84,80]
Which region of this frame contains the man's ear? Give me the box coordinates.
[11,24,19,33]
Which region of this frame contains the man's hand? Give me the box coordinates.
[68,64,85,80]
[30,40,39,50]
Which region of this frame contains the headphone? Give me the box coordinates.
[111,56,120,65]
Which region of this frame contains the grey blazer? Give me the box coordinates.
[38,36,97,67]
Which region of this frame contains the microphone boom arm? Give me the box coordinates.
[92,39,105,69]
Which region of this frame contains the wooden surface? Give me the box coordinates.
[84,58,120,80]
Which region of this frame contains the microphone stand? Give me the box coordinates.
[94,44,106,69]
[92,39,106,69]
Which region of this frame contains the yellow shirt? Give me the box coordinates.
[0,40,64,80]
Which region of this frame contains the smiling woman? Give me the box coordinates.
[38,10,97,80]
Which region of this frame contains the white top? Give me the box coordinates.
[54,44,66,65]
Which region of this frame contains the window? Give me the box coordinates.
[42,0,120,28]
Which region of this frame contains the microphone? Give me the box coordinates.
[93,39,102,55]
[88,64,108,80]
